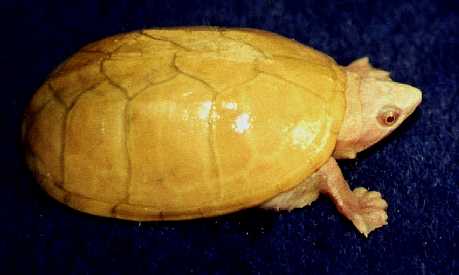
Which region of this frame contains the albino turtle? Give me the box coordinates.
[23,27,422,236]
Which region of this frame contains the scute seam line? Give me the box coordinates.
[138,30,192,51]
[255,70,328,105]
[208,92,222,202]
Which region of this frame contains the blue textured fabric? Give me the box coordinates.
[1,0,458,274]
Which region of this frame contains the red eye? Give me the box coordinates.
[378,108,400,126]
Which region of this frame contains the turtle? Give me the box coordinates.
[22,27,422,236]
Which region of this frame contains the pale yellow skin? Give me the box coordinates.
[23,27,422,236]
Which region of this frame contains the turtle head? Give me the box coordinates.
[334,69,422,159]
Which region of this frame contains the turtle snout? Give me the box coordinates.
[392,83,422,117]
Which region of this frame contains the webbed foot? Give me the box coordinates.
[346,57,391,80]
[350,187,388,237]
[317,158,389,237]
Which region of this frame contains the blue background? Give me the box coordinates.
[1,0,458,274]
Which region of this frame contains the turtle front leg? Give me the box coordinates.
[318,158,388,237]
[260,157,388,236]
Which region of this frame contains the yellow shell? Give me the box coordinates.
[23,27,346,220]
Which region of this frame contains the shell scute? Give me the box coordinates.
[49,51,106,107]
[64,82,129,202]
[127,74,217,209]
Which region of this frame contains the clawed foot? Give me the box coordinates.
[350,187,388,237]
[347,57,391,81]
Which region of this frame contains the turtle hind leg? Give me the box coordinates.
[346,57,392,81]
[318,158,388,237]
[259,174,321,211]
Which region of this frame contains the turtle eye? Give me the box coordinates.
[378,107,401,126]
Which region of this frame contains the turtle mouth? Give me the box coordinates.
[406,87,423,116]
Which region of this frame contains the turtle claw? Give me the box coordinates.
[346,57,392,80]
[350,187,388,237]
